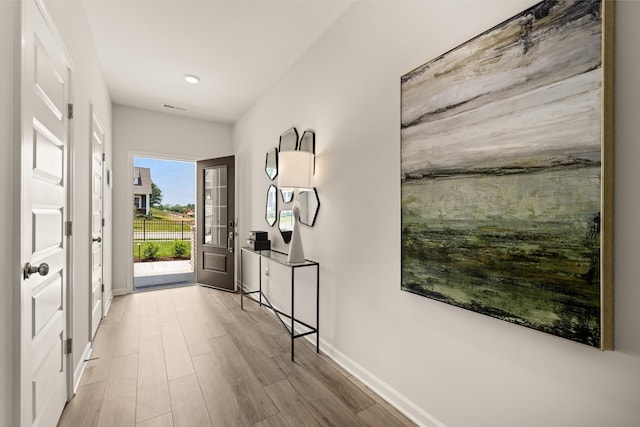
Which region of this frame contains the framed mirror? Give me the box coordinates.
[299,130,315,154]
[266,185,277,226]
[278,209,294,243]
[265,147,278,180]
[299,130,315,175]
[279,127,298,152]
[281,189,294,204]
[299,188,320,227]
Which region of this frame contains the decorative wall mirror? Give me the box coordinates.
[299,130,316,174]
[279,127,298,152]
[269,127,319,243]
[278,209,294,243]
[281,189,294,204]
[299,130,315,154]
[265,147,278,180]
[266,185,277,226]
[299,188,320,227]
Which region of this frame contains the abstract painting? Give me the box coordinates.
[400,0,614,348]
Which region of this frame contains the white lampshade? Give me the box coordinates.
[278,151,314,191]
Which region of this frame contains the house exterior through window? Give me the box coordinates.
[133,167,152,215]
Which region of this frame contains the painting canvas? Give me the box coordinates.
[401,0,613,348]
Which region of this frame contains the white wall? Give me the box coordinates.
[0,2,17,425]
[112,104,233,293]
[45,0,113,382]
[233,2,640,426]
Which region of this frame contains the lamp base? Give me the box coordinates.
[287,204,305,264]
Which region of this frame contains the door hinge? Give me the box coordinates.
[67,103,73,120]
[102,218,105,227]
[102,152,106,162]
[101,284,104,292]
[64,221,72,236]
[65,338,72,354]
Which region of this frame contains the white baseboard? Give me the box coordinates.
[72,342,93,393]
[255,299,445,427]
[104,294,113,315]
[311,337,446,427]
[112,287,129,296]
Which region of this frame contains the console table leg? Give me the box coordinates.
[240,249,244,310]
[291,267,295,361]
[259,256,262,307]
[316,264,320,353]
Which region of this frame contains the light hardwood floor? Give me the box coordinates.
[58,285,416,427]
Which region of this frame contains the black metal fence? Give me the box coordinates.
[134,219,194,241]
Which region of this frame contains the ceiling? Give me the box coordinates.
[82,0,353,124]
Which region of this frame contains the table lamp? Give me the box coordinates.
[278,150,314,263]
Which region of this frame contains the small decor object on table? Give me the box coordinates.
[247,230,271,251]
[249,231,268,241]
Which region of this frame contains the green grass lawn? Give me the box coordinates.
[133,240,191,262]
[149,207,178,220]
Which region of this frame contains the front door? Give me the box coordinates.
[90,107,105,339]
[20,0,72,425]
[196,156,235,291]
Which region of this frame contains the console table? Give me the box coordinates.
[239,247,319,361]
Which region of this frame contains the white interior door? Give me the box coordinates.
[90,108,104,339]
[20,0,72,426]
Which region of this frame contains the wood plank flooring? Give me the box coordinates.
[58,285,416,427]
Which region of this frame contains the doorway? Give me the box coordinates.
[132,156,196,291]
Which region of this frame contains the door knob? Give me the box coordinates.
[93,237,102,243]
[24,262,49,279]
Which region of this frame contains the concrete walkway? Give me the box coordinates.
[134,260,192,276]
[133,260,195,290]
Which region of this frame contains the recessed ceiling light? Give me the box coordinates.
[184,74,200,84]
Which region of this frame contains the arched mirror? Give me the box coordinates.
[265,147,278,180]
[279,209,293,243]
[279,127,298,152]
[265,185,277,226]
[281,189,294,204]
[299,188,320,227]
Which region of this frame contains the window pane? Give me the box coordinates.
[203,165,228,247]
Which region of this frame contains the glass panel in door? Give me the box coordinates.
[203,165,227,246]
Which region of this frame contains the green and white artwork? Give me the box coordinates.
[400,0,613,348]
